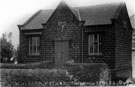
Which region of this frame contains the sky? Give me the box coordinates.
[0,0,135,48]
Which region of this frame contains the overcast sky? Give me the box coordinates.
[0,0,135,48]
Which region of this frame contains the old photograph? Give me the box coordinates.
[0,0,135,86]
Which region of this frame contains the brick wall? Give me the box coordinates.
[43,3,82,63]
[19,3,82,63]
[18,29,44,63]
[83,25,115,69]
[114,4,132,78]
[18,30,28,63]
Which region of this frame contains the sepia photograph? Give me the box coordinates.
[0,0,135,86]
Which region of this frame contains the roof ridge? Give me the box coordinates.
[41,2,124,11]
[74,1,124,9]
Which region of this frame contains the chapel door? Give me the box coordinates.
[55,41,69,68]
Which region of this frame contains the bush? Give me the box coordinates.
[0,60,53,69]
[1,69,70,87]
[1,63,109,86]
[64,63,108,82]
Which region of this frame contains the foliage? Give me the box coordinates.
[0,60,53,69]
[0,32,15,63]
[1,69,70,87]
[64,63,107,82]
[1,63,109,86]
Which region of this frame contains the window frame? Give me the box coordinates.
[88,34,101,55]
[29,36,40,55]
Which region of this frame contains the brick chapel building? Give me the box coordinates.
[18,2,132,79]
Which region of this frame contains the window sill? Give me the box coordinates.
[88,53,103,56]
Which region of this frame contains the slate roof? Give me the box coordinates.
[74,3,123,25]
[22,9,54,29]
[20,2,124,30]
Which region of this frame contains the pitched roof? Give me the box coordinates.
[21,9,54,29]
[20,2,124,30]
[74,3,123,25]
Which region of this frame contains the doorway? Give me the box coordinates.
[55,41,69,68]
